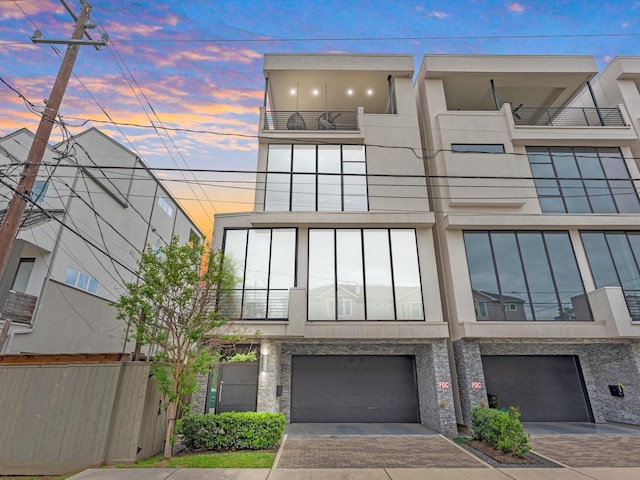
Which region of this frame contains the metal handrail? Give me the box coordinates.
[263,110,358,131]
[511,106,626,127]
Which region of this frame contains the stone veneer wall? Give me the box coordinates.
[278,339,458,437]
[452,339,488,428]
[191,373,209,414]
[478,339,640,426]
[257,339,281,412]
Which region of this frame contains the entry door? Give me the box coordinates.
[216,361,259,412]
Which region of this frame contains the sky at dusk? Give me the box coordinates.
[0,0,638,237]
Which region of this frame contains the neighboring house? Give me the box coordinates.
[205,53,640,432]
[210,54,456,435]
[0,128,204,354]
[415,54,640,425]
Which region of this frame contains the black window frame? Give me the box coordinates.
[307,228,425,321]
[451,144,505,153]
[221,227,298,321]
[264,144,369,212]
[527,146,640,214]
[581,230,640,321]
[463,230,592,322]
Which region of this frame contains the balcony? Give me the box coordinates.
[1,290,37,325]
[263,110,359,132]
[511,105,627,127]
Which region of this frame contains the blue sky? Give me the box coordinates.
[0,0,638,234]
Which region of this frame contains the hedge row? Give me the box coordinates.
[179,412,285,451]
[470,406,531,457]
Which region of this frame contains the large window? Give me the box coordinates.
[582,231,640,321]
[264,144,367,212]
[222,228,296,320]
[527,146,640,214]
[464,231,590,321]
[308,229,423,321]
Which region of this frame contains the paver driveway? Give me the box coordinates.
[531,434,640,468]
[276,435,487,469]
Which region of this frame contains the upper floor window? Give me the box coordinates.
[264,144,367,212]
[222,228,296,320]
[308,228,424,321]
[64,267,98,294]
[451,144,505,153]
[32,180,49,204]
[464,231,591,321]
[582,231,640,321]
[527,146,640,214]
[158,195,173,217]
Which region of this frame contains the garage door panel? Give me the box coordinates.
[291,355,419,423]
[482,355,592,422]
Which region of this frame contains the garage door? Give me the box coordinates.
[482,355,592,422]
[290,355,419,423]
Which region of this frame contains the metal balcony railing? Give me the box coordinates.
[263,110,358,131]
[511,105,626,127]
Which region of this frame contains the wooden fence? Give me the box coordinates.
[0,357,166,475]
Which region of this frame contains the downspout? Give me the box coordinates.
[5,168,81,353]
[490,79,500,111]
[587,80,605,126]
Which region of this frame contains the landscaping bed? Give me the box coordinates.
[457,438,559,468]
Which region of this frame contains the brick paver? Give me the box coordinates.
[531,435,640,467]
[276,435,487,468]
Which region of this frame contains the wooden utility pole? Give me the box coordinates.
[0,0,107,350]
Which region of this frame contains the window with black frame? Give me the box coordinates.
[221,228,296,320]
[308,228,424,321]
[527,146,640,214]
[581,231,640,321]
[264,144,367,212]
[464,231,591,321]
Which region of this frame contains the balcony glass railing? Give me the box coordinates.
[263,110,358,131]
[511,106,626,127]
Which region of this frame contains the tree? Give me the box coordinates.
[113,236,250,459]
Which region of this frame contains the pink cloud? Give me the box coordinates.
[508,3,525,12]
[0,0,61,20]
[430,11,448,19]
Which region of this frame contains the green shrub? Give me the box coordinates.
[470,406,531,457]
[180,412,285,451]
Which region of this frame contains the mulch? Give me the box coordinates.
[459,440,561,468]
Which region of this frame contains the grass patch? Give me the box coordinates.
[453,436,471,445]
[113,451,276,469]
[1,477,70,480]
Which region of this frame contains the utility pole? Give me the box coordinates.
[0,0,107,350]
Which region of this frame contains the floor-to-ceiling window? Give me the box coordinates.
[582,231,640,321]
[464,231,591,321]
[222,228,296,320]
[308,228,423,321]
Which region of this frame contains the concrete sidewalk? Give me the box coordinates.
[68,423,640,479]
[69,466,640,479]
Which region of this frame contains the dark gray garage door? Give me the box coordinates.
[482,355,592,422]
[290,355,419,423]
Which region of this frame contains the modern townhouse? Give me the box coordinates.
[415,54,640,429]
[0,127,204,354]
[210,54,458,435]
